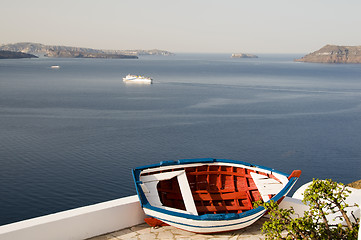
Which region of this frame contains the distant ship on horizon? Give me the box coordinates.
[123,74,153,84]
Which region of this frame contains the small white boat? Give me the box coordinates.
[51,65,60,69]
[123,74,152,84]
[132,158,301,233]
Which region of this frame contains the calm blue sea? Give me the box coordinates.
[1,54,361,225]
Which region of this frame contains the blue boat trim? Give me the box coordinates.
[134,158,288,178]
[144,208,266,229]
[178,158,215,164]
[145,203,266,221]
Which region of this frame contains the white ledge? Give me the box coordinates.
[0,195,146,240]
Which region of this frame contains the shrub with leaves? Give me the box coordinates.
[258,179,359,240]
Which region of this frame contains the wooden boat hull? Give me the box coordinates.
[132,158,301,233]
[143,207,264,233]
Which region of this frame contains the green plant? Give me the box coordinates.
[258,179,359,240]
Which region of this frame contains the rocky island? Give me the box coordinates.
[295,45,361,63]
[231,53,258,58]
[0,50,38,59]
[44,50,138,59]
[0,42,174,59]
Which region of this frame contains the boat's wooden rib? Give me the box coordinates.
[157,165,268,215]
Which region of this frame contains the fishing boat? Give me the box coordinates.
[132,158,301,233]
[123,74,152,84]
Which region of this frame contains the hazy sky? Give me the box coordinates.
[1,0,360,53]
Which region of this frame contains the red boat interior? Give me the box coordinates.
[153,165,280,215]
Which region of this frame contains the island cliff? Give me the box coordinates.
[0,50,38,59]
[231,53,258,58]
[0,42,174,59]
[44,50,138,59]
[295,45,361,63]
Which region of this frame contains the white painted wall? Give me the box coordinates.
[278,196,310,219]
[0,195,146,240]
[292,182,361,225]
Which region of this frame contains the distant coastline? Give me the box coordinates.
[0,50,38,59]
[231,53,258,58]
[295,45,361,63]
[347,179,361,189]
[0,42,174,59]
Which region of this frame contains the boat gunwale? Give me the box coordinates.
[134,158,286,176]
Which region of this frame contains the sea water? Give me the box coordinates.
[1,54,361,225]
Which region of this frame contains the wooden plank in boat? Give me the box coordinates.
[250,172,283,201]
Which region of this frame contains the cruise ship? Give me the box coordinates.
[123,74,152,84]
